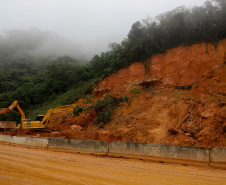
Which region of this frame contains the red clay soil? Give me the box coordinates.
[3,40,226,148]
[94,39,226,96]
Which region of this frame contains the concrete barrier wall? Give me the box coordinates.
[209,147,226,168]
[69,140,108,154]
[48,138,69,150]
[11,136,49,148]
[11,136,29,145]
[25,137,49,148]
[159,144,209,162]
[0,135,48,148]
[0,135,225,167]
[210,147,226,163]
[48,138,108,154]
[109,141,210,162]
[0,134,12,143]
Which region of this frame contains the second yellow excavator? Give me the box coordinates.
[0,100,76,129]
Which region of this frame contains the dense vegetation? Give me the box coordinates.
[0,0,225,122]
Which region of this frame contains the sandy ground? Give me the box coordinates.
[0,144,226,185]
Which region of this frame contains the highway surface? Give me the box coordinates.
[0,144,225,185]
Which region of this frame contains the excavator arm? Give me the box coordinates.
[41,104,75,126]
[0,100,25,120]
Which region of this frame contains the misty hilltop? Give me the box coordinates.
[0,28,90,60]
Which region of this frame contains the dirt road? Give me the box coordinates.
[0,144,225,185]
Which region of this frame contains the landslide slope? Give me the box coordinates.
[24,40,226,148]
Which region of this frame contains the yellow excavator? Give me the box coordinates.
[0,100,76,129]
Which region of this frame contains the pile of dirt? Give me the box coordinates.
[3,40,226,148]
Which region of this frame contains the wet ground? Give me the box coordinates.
[0,144,226,185]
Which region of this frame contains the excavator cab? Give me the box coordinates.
[35,115,45,121]
[21,119,45,129]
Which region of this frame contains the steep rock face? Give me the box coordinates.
[94,39,226,96]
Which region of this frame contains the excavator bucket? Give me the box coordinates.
[0,108,10,114]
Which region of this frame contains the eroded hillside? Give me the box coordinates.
[10,40,226,148]
[94,40,226,96]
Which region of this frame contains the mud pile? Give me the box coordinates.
[4,40,226,148]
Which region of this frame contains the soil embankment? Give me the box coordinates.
[4,40,226,148]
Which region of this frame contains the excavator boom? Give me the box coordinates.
[0,100,25,129]
[41,104,75,125]
[0,100,25,119]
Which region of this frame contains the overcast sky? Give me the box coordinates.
[0,0,207,56]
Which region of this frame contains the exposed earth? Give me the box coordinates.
[1,144,226,185]
[2,40,226,148]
